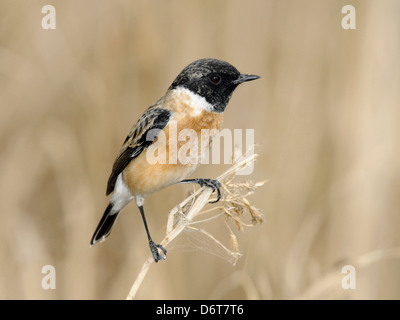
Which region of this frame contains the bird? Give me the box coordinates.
[90,58,259,262]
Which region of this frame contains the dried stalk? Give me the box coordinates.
[126,151,263,300]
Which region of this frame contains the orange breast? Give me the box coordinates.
[123,93,223,197]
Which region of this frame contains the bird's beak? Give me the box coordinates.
[233,74,260,84]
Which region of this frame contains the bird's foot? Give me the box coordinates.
[149,239,167,263]
[196,178,222,203]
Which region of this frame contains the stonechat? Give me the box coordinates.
[90,58,259,262]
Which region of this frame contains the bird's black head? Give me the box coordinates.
[169,58,260,113]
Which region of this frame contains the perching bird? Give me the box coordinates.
[90,58,259,262]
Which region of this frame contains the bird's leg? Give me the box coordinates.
[138,205,167,262]
[179,178,222,203]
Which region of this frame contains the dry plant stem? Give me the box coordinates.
[126,153,258,300]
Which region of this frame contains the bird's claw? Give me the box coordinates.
[149,240,167,263]
[197,179,222,203]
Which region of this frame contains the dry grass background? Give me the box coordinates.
[0,0,399,299]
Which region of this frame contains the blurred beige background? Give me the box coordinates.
[1,0,399,299]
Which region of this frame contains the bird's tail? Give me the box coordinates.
[90,203,120,246]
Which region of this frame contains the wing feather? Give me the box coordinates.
[106,106,171,195]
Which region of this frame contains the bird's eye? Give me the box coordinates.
[210,74,222,85]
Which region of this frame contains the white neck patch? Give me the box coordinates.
[172,86,214,116]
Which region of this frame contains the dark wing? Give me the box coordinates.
[106,107,171,195]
